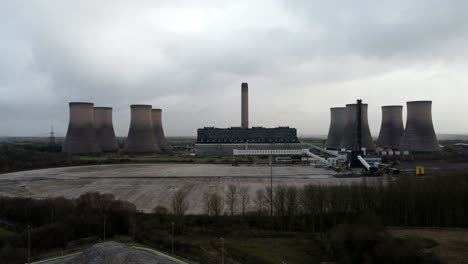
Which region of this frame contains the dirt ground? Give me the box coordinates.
[389,227,468,264]
[0,163,380,214]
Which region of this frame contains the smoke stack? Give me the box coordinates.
[62,102,101,154]
[376,105,404,150]
[325,107,347,149]
[126,104,159,153]
[340,103,374,151]
[94,107,119,152]
[241,82,249,128]
[152,109,168,151]
[401,101,440,152]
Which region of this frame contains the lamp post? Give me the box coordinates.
[171,222,175,255]
[27,225,31,264]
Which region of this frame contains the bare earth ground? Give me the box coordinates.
[389,228,468,264]
[0,163,380,214]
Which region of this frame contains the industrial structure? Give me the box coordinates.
[340,102,374,151]
[152,108,168,151]
[401,101,440,152]
[325,107,347,149]
[241,82,249,128]
[62,102,101,154]
[376,105,404,150]
[94,107,119,152]
[194,82,304,156]
[126,105,160,153]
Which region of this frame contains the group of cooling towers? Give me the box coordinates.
[325,100,440,153]
[62,103,168,154]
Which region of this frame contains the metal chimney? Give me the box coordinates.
[325,107,347,149]
[152,109,168,151]
[340,103,374,151]
[401,101,440,152]
[376,105,404,150]
[241,82,249,128]
[125,104,159,153]
[94,107,119,152]
[62,102,101,154]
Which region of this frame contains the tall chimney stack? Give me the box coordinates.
[241,82,249,128]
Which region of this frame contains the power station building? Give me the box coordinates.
[62,102,101,154]
[195,83,306,156]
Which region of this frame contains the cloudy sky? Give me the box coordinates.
[1,0,468,137]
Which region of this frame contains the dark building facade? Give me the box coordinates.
[197,126,299,144]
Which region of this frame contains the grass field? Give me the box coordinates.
[389,228,468,264]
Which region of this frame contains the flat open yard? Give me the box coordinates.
[0,163,378,214]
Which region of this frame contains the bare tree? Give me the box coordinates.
[171,189,189,216]
[254,188,266,215]
[239,185,250,216]
[285,186,299,217]
[209,192,224,217]
[225,184,238,216]
[273,185,287,217]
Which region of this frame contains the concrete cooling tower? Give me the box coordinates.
[376,106,404,150]
[325,107,347,149]
[340,103,374,151]
[62,102,101,154]
[401,101,440,152]
[94,107,119,152]
[152,109,168,151]
[126,105,159,153]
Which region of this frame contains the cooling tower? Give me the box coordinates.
[62,102,101,154]
[125,105,159,153]
[325,107,347,149]
[94,107,119,152]
[376,106,404,150]
[241,82,249,128]
[401,101,440,152]
[340,103,374,151]
[152,109,168,151]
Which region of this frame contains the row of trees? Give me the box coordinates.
[166,173,468,230]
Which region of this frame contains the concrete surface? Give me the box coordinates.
[0,164,376,214]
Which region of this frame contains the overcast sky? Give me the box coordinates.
[1,1,468,137]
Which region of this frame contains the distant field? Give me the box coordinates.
[389,228,468,264]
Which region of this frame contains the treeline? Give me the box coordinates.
[0,193,136,263]
[162,174,468,231]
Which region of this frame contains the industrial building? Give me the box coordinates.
[194,83,303,156]
[339,102,375,151]
[401,101,440,152]
[125,104,160,153]
[152,109,168,151]
[325,107,347,150]
[376,105,404,150]
[62,102,101,154]
[94,107,119,152]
